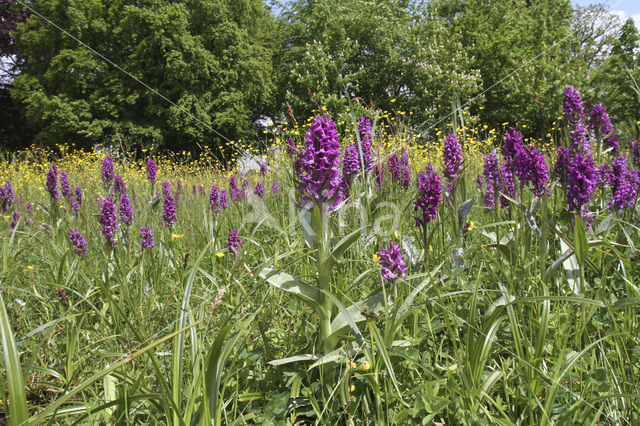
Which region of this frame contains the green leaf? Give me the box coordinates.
[26,321,203,425]
[268,354,320,366]
[259,268,322,311]
[323,227,363,272]
[574,214,588,267]
[612,298,640,309]
[560,240,581,295]
[0,294,28,426]
[328,291,389,339]
[172,241,211,422]
[203,316,253,426]
[308,344,362,370]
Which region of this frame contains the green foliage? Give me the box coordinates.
[428,0,575,134]
[591,18,640,138]
[274,0,481,127]
[11,0,276,151]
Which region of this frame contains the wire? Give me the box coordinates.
[14,0,233,145]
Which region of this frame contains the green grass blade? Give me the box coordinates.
[0,293,28,426]
[26,321,202,425]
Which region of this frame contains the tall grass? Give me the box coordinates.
[0,106,639,424]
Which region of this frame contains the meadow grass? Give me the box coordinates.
[0,105,639,425]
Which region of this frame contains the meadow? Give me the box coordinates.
[1,87,640,424]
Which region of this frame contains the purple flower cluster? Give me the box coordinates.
[219,189,229,208]
[68,229,88,257]
[162,181,177,226]
[60,171,71,198]
[503,128,522,163]
[140,225,155,251]
[0,180,15,212]
[605,156,639,210]
[513,144,549,196]
[482,152,513,209]
[119,194,134,226]
[388,148,411,189]
[227,229,243,257]
[589,104,620,154]
[342,144,361,190]
[570,123,590,155]
[358,116,373,171]
[501,163,516,206]
[563,86,585,126]
[229,176,242,202]
[10,210,19,232]
[254,182,265,199]
[414,163,442,228]
[98,197,118,247]
[566,152,597,212]
[377,243,407,283]
[272,180,280,197]
[147,159,157,184]
[102,156,114,187]
[209,185,221,214]
[596,164,610,189]
[114,175,126,195]
[74,186,83,208]
[443,134,463,190]
[259,163,268,176]
[295,115,343,207]
[46,165,59,202]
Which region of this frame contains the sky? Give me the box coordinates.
[572,0,640,30]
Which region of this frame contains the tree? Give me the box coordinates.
[11,0,276,152]
[591,18,640,138]
[569,3,622,71]
[274,0,481,131]
[427,0,576,135]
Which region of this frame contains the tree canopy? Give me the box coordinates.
[2,0,639,151]
[10,0,276,150]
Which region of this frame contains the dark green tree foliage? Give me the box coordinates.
[274,0,480,129]
[428,0,575,135]
[591,18,640,138]
[11,0,276,151]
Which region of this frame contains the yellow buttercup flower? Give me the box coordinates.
[468,221,477,231]
[347,361,356,370]
[372,253,380,262]
[171,234,184,239]
[349,384,355,392]
[360,361,371,371]
[216,252,225,258]
[394,231,400,240]
[26,266,34,270]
